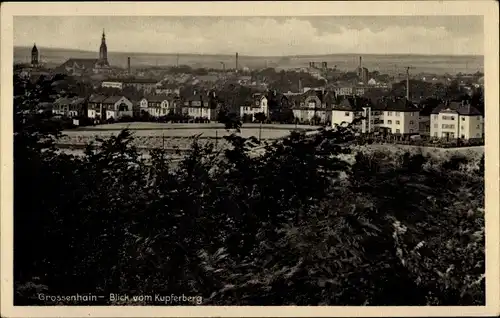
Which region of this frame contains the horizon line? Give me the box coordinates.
[14,45,484,58]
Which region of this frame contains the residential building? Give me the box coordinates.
[181,92,217,121]
[52,97,87,118]
[331,97,373,133]
[101,80,124,90]
[430,101,484,140]
[331,97,420,135]
[290,89,336,124]
[378,98,420,135]
[240,93,269,121]
[139,95,176,117]
[155,84,181,95]
[122,78,159,94]
[87,94,133,121]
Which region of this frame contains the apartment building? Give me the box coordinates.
[181,92,217,121]
[52,97,87,118]
[290,89,336,124]
[331,97,419,135]
[240,93,269,121]
[139,95,176,117]
[87,94,133,120]
[430,101,484,140]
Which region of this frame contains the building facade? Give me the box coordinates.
[430,101,484,140]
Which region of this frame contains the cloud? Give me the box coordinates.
[14,16,483,55]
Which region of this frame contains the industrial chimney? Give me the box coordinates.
[359,56,362,69]
[127,57,131,75]
[235,52,239,73]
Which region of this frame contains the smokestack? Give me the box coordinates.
[127,57,131,75]
[406,67,410,100]
[298,78,302,93]
[235,52,239,73]
[359,56,362,69]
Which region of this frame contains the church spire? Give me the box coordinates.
[98,28,109,66]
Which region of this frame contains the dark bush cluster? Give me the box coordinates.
[13,75,485,306]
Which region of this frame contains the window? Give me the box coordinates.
[442,115,455,120]
[476,125,480,129]
[477,133,481,137]
[396,129,400,133]
[395,112,400,116]
[345,112,350,116]
[461,135,465,139]
[409,120,414,125]
[388,120,392,124]
[433,115,438,120]
[396,120,400,125]
[387,112,392,116]
[461,126,464,130]
[442,124,455,129]
[461,117,465,121]
[477,116,481,120]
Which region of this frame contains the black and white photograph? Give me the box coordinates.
[1,1,499,317]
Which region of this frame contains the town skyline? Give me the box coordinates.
[14,16,484,56]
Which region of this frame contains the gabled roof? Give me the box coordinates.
[332,96,370,111]
[432,101,483,116]
[122,78,158,84]
[383,98,419,112]
[142,95,169,102]
[88,94,108,103]
[102,96,128,104]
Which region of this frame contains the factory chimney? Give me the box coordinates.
[235,52,239,73]
[127,57,131,75]
[359,56,362,69]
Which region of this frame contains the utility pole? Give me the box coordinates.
[405,66,415,100]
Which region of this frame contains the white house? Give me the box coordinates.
[139,95,172,117]
[53,97,87,118]
[331,97,419,135]
[181,92,217,121]
[101,96,134,120]
[240,93,269,121]
[290,89,335,124]
[430,101,484,140]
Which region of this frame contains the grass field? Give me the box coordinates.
[63,122,319,141]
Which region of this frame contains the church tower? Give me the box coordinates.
[31,43,39,66]
[98,29,109,66]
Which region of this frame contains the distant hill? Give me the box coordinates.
[14,46,484,75]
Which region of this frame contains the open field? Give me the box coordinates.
[59,122,319,150]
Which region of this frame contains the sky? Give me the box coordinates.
[14,16,484,56]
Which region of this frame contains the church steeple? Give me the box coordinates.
[98,28,109,66]
[31,43,39,66]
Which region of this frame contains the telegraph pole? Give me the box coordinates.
[405,66,415,100]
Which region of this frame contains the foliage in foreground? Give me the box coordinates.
[14,75,485,306]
